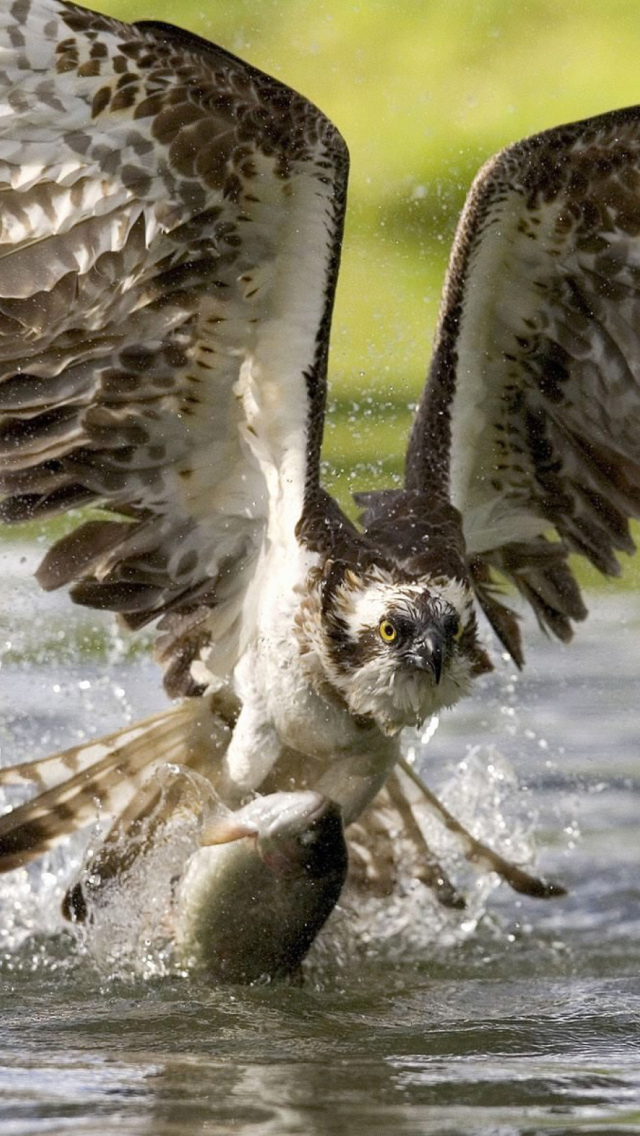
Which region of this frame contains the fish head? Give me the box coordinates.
[200,789,346,879]
[254,791,345,878]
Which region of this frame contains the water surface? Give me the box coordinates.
[0,547,639,1135]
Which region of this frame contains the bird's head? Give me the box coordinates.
[312,561,489,735]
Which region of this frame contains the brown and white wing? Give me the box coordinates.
[0,691,237,873]
[407,107,640,661]
[0,0,348,692]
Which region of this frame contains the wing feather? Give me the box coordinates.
[408,106,640,651]
[0,693,236,872]
[0,0,348,690]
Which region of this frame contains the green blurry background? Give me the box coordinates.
[10,0,640,589]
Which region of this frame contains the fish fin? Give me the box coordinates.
[200,815,258,846]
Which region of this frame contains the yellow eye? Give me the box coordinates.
[453,617,464,642]
[379,619,398,643]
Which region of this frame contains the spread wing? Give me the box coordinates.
[0,0,348,693]
[407,106,640,662]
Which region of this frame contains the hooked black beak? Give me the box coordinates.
[410,631,444,684]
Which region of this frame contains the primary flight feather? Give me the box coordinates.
[0,0,637,945]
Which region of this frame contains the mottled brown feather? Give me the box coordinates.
[0,0,349,695]
[402,107,640,657]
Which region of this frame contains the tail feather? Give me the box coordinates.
[0,693,237,873]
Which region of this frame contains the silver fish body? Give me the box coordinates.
[176,791,347,983]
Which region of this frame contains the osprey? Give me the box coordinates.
[0,0,638,931]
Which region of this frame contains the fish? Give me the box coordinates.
[175,790,347,983]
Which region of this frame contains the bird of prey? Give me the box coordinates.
[0,0,638,936]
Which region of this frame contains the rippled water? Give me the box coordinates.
[0,546,639,1135]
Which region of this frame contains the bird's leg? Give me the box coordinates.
[312,738,400,827]
[398,757,567,899]
[219,699,284,805]
[385,771,466,909]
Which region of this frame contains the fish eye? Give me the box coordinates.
[379,619,398,643]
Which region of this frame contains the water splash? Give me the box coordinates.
[308,742,541,977]
[0,546,554,984]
